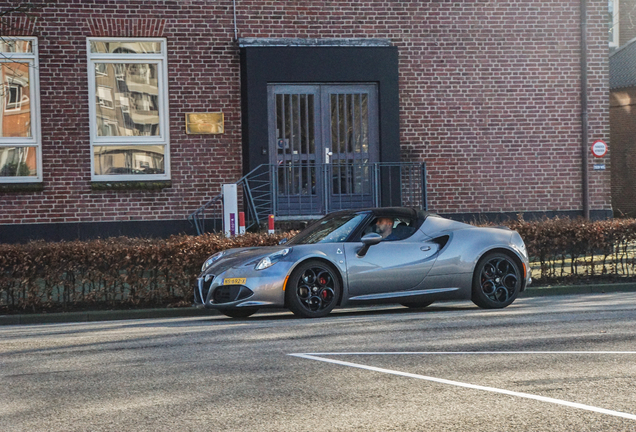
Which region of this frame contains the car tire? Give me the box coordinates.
[401,301,434,309]
[471,252,521,309]
[286,260,341,318]
[220,307,259,318]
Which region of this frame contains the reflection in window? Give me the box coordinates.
[288,213,367,245]
[0,146,37,177]
[94,63,160,137]
[609,0,619,47]
[0,39,32,53]
[1,62,31,137]
[94,145,165,175]
[90,41,162,54]
[0,37,40,183]
[88,38,169,180]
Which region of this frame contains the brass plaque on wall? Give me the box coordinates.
[185,112,224,134]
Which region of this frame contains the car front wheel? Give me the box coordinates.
[472,252,521,309]
[286,260,341,318]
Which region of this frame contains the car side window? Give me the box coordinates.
[363,216,417,241]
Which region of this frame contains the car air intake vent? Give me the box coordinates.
[433,235,450,249]
[201,275,214,299]
[212,285,254,304]
[199,275,214,303]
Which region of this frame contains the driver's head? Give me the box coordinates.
[375,217,393,238]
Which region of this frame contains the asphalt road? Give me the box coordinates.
[1,293,636,432]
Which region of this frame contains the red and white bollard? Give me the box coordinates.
[268,214,275,235]
[238,212,246,235]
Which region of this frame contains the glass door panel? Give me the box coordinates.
[268,83,379,215]
[268,85,322,215]
[323,84,378,212]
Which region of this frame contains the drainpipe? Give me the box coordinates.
[233,0,239,41]
[580,0,590,219]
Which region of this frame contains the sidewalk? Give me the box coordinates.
[1,282,635,326]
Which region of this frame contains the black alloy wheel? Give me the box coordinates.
[220,307,259,318]
[472,252,521,309]
[286,260,341,318]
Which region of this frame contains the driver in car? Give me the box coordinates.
[374,217,396,240]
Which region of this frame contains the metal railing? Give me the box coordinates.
[189,161,427,235]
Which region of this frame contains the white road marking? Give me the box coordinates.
[293,351,636,356]
[289,352,636,421]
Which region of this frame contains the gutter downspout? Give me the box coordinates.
[580,0,590,219]
[233,0,238,41]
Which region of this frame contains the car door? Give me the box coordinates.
[343,229,441,300]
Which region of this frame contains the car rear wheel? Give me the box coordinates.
[472,252,521,309]
[220,307,259,318]
[286,260,341,318]
[401,301,434,309]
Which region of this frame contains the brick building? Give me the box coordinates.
[0,0,612,242]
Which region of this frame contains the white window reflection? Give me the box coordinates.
[94,145,165,176]
[0,37,40,183]
[95,63,160,137]
[0,146,37,177]
[88,38,169,180]
[1,62,31,137]
[90,41,162,54]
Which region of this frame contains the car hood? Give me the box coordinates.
[202,245,288,275]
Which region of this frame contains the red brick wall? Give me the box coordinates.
[0,0,611,227]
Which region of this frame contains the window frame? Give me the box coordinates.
[609,0,620,48]
[86,37,170,182]
[0,36,42,183]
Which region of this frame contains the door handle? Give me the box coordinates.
[325,147,332,164]
[420,246,431,252]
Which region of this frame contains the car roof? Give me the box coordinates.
[328,207,437,221]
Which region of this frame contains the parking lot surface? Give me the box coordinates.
[1,293,636,431]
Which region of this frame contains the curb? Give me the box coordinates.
[520,282,636,297]
[2,282,636,326]
[0,307,213,326]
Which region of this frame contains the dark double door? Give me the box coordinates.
[268,84,379,215]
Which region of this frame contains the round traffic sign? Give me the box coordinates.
[591,140,608,158]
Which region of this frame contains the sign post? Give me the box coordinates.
[222,184,238,237]
[591,140,608,171]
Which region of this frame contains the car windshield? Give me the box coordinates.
[287,213,367,245]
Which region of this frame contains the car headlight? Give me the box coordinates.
[255,248,292,270]
[201,251,225,272]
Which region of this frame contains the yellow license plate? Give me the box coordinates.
[223,278,246,285]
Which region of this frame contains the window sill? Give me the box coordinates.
[91,180,172,191]
[0,182,44,193]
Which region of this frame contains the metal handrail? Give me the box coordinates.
[188,164,272,235]
[187,192,223,235]
[188,161,427,235]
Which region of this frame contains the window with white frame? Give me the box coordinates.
[87,38,170,180]
[609,0,620,47]
[0,37,42,182]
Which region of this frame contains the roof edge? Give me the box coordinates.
[238,38,392,48]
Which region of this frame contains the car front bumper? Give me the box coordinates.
[194,262,293,309]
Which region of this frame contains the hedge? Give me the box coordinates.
[505,217,636,284]
[1,218,636,314]
[0,232,290,314]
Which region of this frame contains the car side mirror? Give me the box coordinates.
[278,238,288,245]
[357,233,383,257]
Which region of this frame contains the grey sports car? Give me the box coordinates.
[194,207,531,318]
